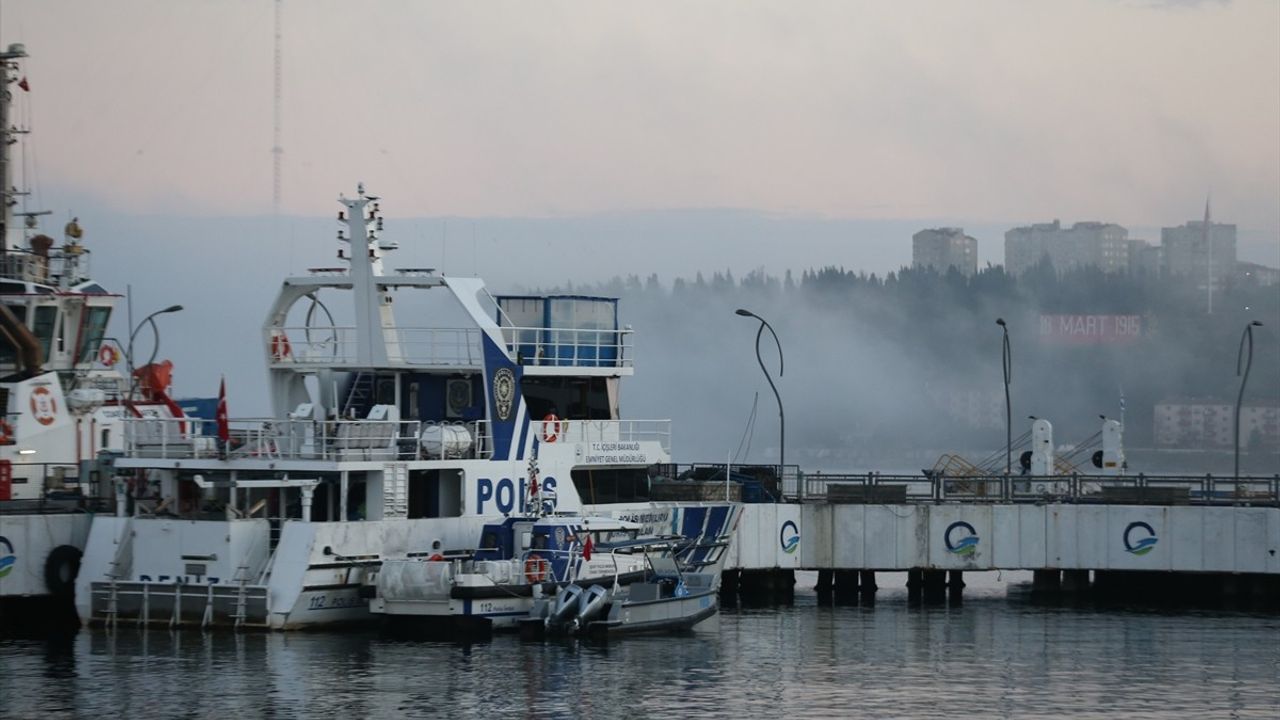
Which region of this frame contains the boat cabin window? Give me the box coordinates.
[0,306,25,364]
[76,306,111,364]
[571,467,652,504]
[407,469,463,519]
[531,532,549,550]
[522,376,612,421]
[32,306,57,361]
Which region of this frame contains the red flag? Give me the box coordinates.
[216,377,229,442]
[582,534,593,562]
[17,77,29,92]
[529,475,538,497]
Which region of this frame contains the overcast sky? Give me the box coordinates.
[2,0,1277,261]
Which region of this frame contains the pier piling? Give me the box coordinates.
[833,570,860,604]
[922,570,947,604]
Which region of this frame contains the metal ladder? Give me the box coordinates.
[342,371,375,418]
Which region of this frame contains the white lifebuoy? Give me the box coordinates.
[98,344,118,367]
[541,414,563,443]
[29,386,57,426]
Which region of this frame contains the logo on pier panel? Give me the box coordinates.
[779,520,800,554]
[944,521,979,556]
[1123,521,1158,555]
[0,536,15,579]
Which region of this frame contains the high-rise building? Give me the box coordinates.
[1004,220,1129,276]
[1127,239,1161,279]
[1161,219,1237,295]
[912,227,977,276]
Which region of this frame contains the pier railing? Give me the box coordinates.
[801,472,1280,506]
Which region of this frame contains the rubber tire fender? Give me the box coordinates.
[44,544,82,598]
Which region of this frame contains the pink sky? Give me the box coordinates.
[2,0,1278,252]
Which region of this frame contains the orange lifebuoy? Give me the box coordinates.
[428,553,445,562]
[524,553,548,583]
[541,414,562,443]
[270,332,292,360]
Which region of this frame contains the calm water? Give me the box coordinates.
[2,579,1278,719]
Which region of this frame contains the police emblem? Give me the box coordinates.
[493,367,515,421]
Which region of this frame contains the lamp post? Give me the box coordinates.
[996,318,1011,476]
[127,304,183,398]
[1234,320,1263,481]
[735,308,784,487]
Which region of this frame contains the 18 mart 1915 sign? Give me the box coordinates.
[582,441,653,465]
[1040,314,1142,345]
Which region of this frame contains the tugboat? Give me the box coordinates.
[74,184,740,630]
[0,43,187,628]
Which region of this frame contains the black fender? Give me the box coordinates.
[44,545,82,598]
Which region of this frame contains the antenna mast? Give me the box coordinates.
[272,0,283,214]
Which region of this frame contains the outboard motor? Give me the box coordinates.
[572,584,611,633]
[547,584,584,629]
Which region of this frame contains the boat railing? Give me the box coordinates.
[0,246,91,286]
[265,326,484,367]
[800,471,1280,506]
[121,416,428,462]
[500,325,633,369]
[550,419,672,454]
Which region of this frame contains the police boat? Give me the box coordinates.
[73,184,741,630]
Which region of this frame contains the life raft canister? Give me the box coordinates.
[541,414,563,443]
[524,554,548,583]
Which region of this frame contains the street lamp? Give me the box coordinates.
[735,308,785,486]
[1234,320,1263,481]
[996,318,1011,476]
[127,304,183,398]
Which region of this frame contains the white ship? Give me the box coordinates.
[0,43,187,624]
[74,184,739,630]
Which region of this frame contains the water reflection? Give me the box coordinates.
[2,596,1277,719]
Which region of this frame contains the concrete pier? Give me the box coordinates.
[724,497,1280,607]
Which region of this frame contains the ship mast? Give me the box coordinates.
[0,43,25,256]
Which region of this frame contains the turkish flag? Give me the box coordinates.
[216,377,229,443]
[582,534,593,562]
